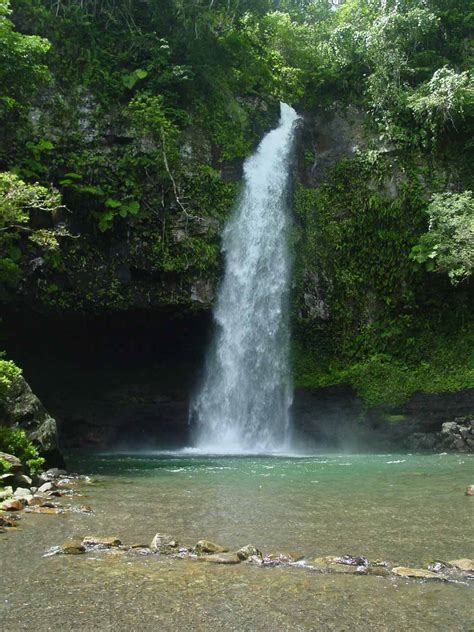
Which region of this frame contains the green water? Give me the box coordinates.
[1,453,473,630]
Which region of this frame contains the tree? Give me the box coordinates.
[0,0,50,117]
[0,171,63,284]
[411,191,474,284]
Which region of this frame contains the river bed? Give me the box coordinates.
[1,453,473,630]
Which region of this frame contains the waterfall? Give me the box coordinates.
[191,103,300,453]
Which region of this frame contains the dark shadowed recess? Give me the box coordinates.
[1,307,212,451]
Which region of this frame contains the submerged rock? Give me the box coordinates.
[194,540,228,554]
[26,498,57,509]
[465,485,474,496]
[0,514,18,528]
[312,556,369,574]
[203,552,241,565]
[29,506,62,514]
[150,533,178,554]
[448,559,474,572]
[261,553,296,567]
[83,536,121,548]
[38,468,67,483]
[334,554,369,567]
[391,567,439,579]
[367,567,391,577]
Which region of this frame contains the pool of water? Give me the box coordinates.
[1,453,473,630]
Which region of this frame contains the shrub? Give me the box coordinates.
[0,426,45,473]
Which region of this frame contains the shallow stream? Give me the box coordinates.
[1,453,473,630]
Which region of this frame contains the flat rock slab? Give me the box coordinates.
[391,567,439,579]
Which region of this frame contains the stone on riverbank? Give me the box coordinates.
[1,498,26,511]
[13,487,33,502]
[195,540,228,554]
[13,473,32,488]
[37,482,54,493]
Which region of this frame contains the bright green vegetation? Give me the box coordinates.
[0,0,472,407]
[0,353,21,399]
[0,356,45,474]
[291,151,473,405]
[0,426,45,473]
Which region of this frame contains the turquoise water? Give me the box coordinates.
[1,453,473,630]
[67,452,473,562]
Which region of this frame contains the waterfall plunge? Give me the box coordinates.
[191,103,300,453]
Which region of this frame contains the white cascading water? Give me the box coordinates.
[190,103,300,453]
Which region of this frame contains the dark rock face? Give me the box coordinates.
[406,418,474,453]
[298,105,368,188]
[0,375,63,466]
[292,387,474,453]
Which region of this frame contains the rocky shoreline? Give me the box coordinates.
[0,458,92,533]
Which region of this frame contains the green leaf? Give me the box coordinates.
[124,201,140,215]
[76,185,104,195]
[97,211,114,232]
[105,198,122,208]
[122,73,138,89]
